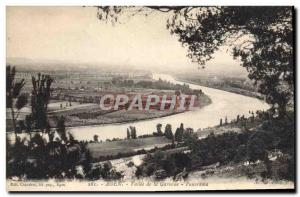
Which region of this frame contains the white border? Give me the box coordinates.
[1,0,297,6]
[0,0,298,196]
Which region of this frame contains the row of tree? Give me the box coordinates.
[127,126,137,139]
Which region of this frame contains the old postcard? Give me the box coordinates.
[6,6,295,192]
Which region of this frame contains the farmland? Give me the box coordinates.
[87,136,172,159]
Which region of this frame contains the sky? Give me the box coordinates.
[6,6,247,75]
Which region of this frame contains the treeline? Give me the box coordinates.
[138,123,194,143]
[114,77,203,95]
[177,76,257,93]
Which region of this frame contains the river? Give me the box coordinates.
[68,74,270,141]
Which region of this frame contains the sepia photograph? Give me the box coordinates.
[5,5,295,192]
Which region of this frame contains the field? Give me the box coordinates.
[87,136,172,159]
[65,109,180,127]
[48,101,99,115]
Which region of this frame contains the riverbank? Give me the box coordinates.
[63,110,183,128]
[175,78,264,100]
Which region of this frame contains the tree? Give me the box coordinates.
[182,128,197,146]
[6,66,28,139]
[175,123,184,142]
[93,135,99,142]
[170,7,293,117]
[135,166,143,179]
[129,126,137,139]
[24,114,33,139]
[57,116,66,141]
[97,6,294,117]
[156,123,163,136]
[31,73,53,131]
[101,162,111,179]
[247,134,267,162]
[18,120,25,132]
[164,124,173,140]
[127,128,131,139]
